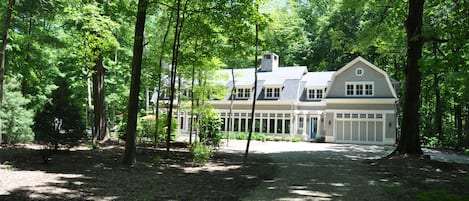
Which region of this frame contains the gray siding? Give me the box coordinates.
[327,61,395,98]
[325,113,334,137]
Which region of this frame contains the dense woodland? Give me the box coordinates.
[0,0,468,163]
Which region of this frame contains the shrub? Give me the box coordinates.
[315,136,326,143]
[1,78,35,144]
[190,142,213,165]
[152,156,162,166]
[118,113,178,145]
[464,149,469,156]
[34,77,85,148]
[199,108,223,147]
[291,137,303,142]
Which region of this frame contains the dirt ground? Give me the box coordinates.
[0,141,275,201]
[1,140,469,201]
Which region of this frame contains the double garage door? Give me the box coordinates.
[334,113,385,144]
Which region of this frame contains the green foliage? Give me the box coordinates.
[156,113,179,144]
[417,189,469,201]
[118,113,178,145]
[1,78,35,144]
[199,108,223,147]
[292,137,303,142]
[152,156,162,166]
[86,142,101,150]
[34,77,85,148]
[464,149,469,156]
[315,136,325,143]
[190,142,213,165]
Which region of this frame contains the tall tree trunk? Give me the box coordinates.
[394,0,424,155]
[434,72,443,145]
[465,102,469,148]
[455,98,463,150]
[189,57,196,144]
[123,0,147,166]
[154,11,173,148]
[244,22,259,164]
[167,0,187,152]
[0,0,15,144]
[227,64,235,147]
[167,0,182,152]
[92,55,108,143]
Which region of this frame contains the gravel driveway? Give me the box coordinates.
[219,140,469,201]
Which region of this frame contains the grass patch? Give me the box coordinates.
[417,189,469,201]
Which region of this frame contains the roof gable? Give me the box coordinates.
[324,56,397,98]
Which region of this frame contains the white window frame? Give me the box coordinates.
[236,87,251,99]
[307,88,325,100]
[355,68,364,76]
[345,82,374,96]
[265,87,281,99]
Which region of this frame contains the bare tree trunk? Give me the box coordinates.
[167,0,188,152]
[394,0,424,155]
[434,72,443,145]
[244,22,259,164]
[167,0,182,152]
[123,0,147,166]
[189,58,196,144]
[0,0,15,144]
[227,64,235,147]
[92,55,108,143]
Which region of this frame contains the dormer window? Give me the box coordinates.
[266,87,281,99]
[236,88,251,99]
[345,82,374,96]
[307,88,325,100]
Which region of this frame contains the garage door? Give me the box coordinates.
[334,113,384,144]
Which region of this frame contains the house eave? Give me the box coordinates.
[324,98,398,104]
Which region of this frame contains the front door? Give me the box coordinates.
[310,117,318,139]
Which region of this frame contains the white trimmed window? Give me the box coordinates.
[266,87,281,98]
[345,82,374,96]
[236,88,251,99]
[307,88,325,100]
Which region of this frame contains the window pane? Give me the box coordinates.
[266,88,272,97]
[346,84,354,95]
[277,119,283,133]
[241,119,246,132]
[234,118,239,131]
[269,119,275,133]
[365,84,373,95]
[356,84,363,95]
[316,89,323,99]
[262,119,268,133]
[274,88,280,97]
[255,119,260,132]
[285,120,290,134]
[244,88,250,97]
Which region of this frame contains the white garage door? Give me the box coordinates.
[334,113,385,144]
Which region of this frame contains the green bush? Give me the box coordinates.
[34,77,85,148]
[315,136,326,143]
[117,113,178,145]
[190,142,213,165]
[1,78,35,144]
[464,149,469,156]
[291,137,303,142]
[199,108,223,147]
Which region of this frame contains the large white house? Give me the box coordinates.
[175,53,399,145]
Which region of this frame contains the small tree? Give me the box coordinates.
[34,77,85,149]
[1,78,34,144]
[156,113,178,145]
[199,107,223,147]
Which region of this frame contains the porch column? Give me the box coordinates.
[302,113,307,138]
